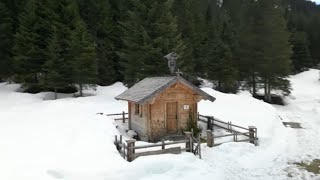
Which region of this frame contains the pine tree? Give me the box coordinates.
[206,6,238,93]
[258,0,292,101]
[172,0,195,75]
[306,14,320,66]
[13,0,52,90]
[286,0,320,66]
[43,0,86,97]
[291,31,313,73]
[0,2,13,80]
[1,0,27,32]
[236,0,263,96]
[70,20,97,97]
[43,28,72,99]
[172,0,208,77]
[77,0,120,85]
[119,0,184,87]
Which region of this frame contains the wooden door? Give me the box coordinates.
[166,102,178,133]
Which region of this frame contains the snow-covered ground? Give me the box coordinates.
[0,69,319,180]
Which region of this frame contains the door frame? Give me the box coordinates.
[165,101,179,134]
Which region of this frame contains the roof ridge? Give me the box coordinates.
[115,76,215,103]
[144,76,177,79]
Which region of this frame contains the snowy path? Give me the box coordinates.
[274,70,320,179]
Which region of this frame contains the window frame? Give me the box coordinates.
[134,104,142,117]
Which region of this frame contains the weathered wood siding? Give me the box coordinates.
[149,82,200,140]
[129,102,149,141]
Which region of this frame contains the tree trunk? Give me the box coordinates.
[267,82,272,102]
[264,78,268,101]
[264,78,272,103]
[252,73,257,96]
[218,80,221,91]
[79,83,83,97]
[54,87,58,100]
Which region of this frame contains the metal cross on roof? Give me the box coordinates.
[175,69,183,77]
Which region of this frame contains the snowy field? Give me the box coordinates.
[0,69,319,180]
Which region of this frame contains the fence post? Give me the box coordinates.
[211,116,215,130]
[190,134,193,153]
[115,135,119,150]
[119,135,123,150]
[198,135,202,159]
[249,126,257,146]
[207,117,212,130]
[206,130,213,147]
[128,112,132,130]
[161,139,165,150]
[126,139,136,162]
[122,143,126,159]
[185,132,192,152]
[228,121,233,132]
[122,111,125,123]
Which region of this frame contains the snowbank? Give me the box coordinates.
[0,82,128,180]
[199,88,286,145]
[0,69,319,180]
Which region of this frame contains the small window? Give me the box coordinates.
[134,104,139,114]
[134,104,142,117]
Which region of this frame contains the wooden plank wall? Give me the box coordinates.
[149,82,200,140]
[129,102,149,141]
[127,82,202,141]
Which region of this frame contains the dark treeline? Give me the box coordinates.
[0,0,319,101]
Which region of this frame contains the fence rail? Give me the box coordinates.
[111,112,258,161]
[114,132,201,162]
[198,114,258,147]
[107,111,128,123]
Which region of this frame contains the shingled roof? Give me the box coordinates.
[115,76,216,104]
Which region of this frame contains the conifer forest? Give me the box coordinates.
[1,0,320,101]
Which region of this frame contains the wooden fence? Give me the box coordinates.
[107,111,128,123]
[110,112,258,161]
[198,114,258,147]
[114,132,201,162]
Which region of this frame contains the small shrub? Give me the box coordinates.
[24,84,44,93]
[184,110,201,137]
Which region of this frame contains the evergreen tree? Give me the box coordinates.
[119,0,184,87]
[172,0,195,75]
[4,0,319,99]
[43,0,85,96]
[173,0,208,77]
[77,0,120,85]
[1,0,27,32]
[236,0,264,96]
[0,2,13,80]
[285,0,320,66]
[307,14,320,65]
[13,0,52,89]
[70,20,97,96]
[43,28,72,99]
[258,0,292,101]
[206,4,238,93]
[291,31,313,73]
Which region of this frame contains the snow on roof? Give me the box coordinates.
[115,76,216,104]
